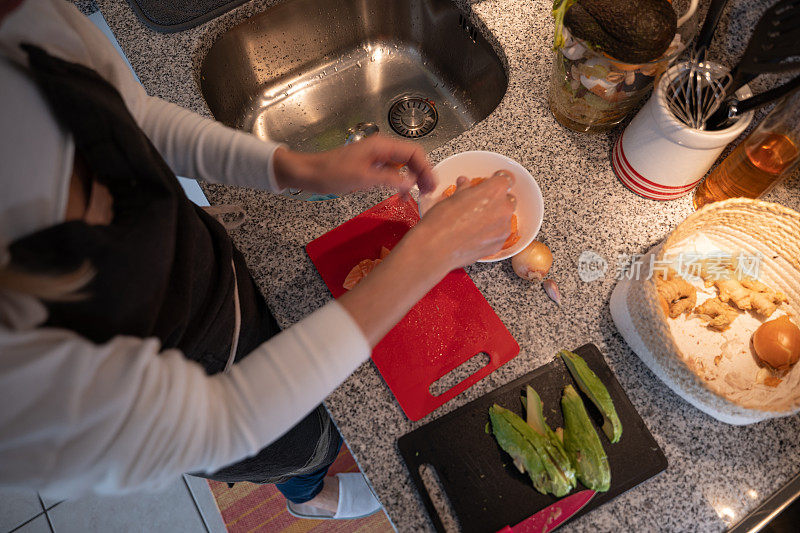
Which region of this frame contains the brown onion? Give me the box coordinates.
[752,315,800,371]
[511,240,553,281]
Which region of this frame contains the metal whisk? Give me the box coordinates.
[665,0,800,131]
[664,52,732,130]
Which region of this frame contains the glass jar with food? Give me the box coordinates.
[549,0,696,133]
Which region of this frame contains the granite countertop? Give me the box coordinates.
[95,0,800,530]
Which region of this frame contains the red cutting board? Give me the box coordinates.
[306,194,519,420]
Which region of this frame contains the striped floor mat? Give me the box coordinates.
[208,445,393,532]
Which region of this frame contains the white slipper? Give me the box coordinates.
[332,473,382,519]
[285,473,383,520]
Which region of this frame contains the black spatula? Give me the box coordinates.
[703,0,800,129]
[722,0,800,98]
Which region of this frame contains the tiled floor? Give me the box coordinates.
[0,490,44,532]
[0,476,226,533]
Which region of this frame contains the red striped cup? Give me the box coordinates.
[612,62,753,201]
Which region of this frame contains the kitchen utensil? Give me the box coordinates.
[691,0,730,61]
[397,343,668,533]
[680,0,729,123]
[720,0,800,101]
[666,0,732,131]
[665,52,732,129]
[610,198,800,425]
[495,489,596,533]
[417,151,544,262]
[695,0,800,129]
[306,194,520,421]
[667,0,800,130]
[613,61,752,200]
[706,74,800,129]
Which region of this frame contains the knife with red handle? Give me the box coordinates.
[496,489,596,533]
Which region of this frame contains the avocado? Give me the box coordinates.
[565,0,677,63]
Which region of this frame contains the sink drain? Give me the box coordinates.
[388,97,438,138]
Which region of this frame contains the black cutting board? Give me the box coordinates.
[398,343,667,533]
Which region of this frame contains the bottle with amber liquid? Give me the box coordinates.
[694,89,800,209]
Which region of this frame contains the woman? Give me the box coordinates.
[0,0,515,519]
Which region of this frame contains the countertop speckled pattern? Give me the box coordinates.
[94,0,800,530]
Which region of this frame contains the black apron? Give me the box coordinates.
[7,45,340,484]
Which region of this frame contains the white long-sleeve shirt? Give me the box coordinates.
[0,0,370,499]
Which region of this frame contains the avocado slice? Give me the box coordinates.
[489,404,549,493]
[524,386,577,490]
[564,0,677,63]
[560,349,622,443]
[561,385,611,492]
[489,404,574,497]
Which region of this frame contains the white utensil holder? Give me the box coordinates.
[612,63,753,201]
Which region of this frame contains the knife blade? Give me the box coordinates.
[496,489,596,533]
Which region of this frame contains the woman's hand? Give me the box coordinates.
[407,171,517,272]
[337,171,516,347]
[272,135,435,195]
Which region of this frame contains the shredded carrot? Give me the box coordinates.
[343,259,377,290]
[441,184,457,199]
[501,214,519,250]
[343,247,392,290]
[502,232,520,250]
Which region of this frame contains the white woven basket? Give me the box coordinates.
[610,199,800,424]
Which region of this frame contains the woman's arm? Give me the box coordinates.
[136,97,286,192]
[2,0,435,195]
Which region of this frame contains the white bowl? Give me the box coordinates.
[419,151,544,262]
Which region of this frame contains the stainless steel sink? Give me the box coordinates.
[199,0,507,155]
